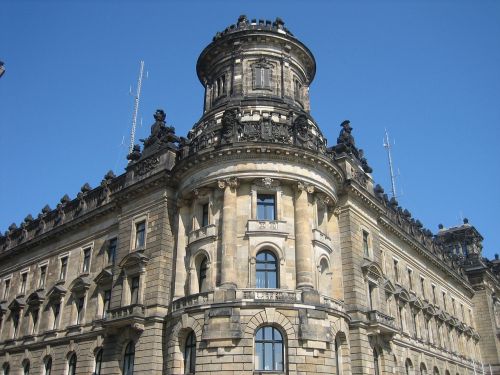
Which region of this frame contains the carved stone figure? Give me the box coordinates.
[294,114,310,147]
[221,109,238,144]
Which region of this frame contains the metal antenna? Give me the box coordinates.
[383,129,397,198]
[128,60,145,155]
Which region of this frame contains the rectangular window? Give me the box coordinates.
[412,312,418,338]
[76,296,85,324]
[3,279,10,300]
[452,298,456,315]
[368,283,375,310]
[442,292,447,311]
[39,265,47,289]
[362,231,370,257]
[59,257,68,280]
[393,260,399,282]
[31,308,39,334]
[82,247,91,273]
[12,311,20,338]
[20,273,28,294]
[135,221,146,249]
[432,285,437,305]
[107,238,117,265]
[201,203,209,227]
[103,289,111,318]
[420,276,426,299]
[407,268,413,290]
[253,66,271,89]
[257,194,275,220]
[294,79,302,101]
[130,277,140,305]
[53,303,60,330]
[460,304,464,320]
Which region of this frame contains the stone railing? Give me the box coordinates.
[320,295,344,312]
[312,229,333,251]
[172,292,214,312]
[367,310,396,328]
[107,304,145,321]
[246,220,288,235]
[188,224,217,244]
[238,288,300,302]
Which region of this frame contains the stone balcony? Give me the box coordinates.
[312,229,333,252]
[246,220,288,237]
[102,304,145,334]
[188,224,217,245]
[171,288,345,314]
[366,310,398,336]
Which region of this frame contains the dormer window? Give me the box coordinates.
[252,61,272,90]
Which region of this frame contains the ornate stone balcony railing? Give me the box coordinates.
[367,310,398,336]
[188,224,217,245]
[172,292,214,312]
[238,288,301,303]
[246,220,288,236]
[103,304,145,333]
[171,289,345,316]
[320,295,345,312]
[312,229,333,252]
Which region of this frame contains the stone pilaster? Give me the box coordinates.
[174,200,190,299]
[218,178,238,289]
[294,181,314,290]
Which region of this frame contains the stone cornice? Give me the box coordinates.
[378,217,474,297]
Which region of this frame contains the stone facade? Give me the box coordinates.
[1,15,500,375]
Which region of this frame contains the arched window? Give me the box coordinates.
[123,341,135,375]
[433,367,440,375]
[2,364,9,375]
[373,348,380,375]
[334,337,342,375]
[184,331,196,374]
[95,349,103,375]
[198,257,208,293]
[255,326,284,371]
[68,354,77,375]
[44,357,52,375]
[23,361,30,375]
[405,359,413,375]
[420,363,427,375]
[256,251,278,288]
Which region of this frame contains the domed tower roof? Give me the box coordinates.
[181,15,328,159]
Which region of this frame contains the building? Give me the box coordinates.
[1,15,500,375]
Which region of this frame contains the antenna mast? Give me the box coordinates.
[383,129,397,198]
[129,60,145,154]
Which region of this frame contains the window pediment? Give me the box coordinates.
[424,304,438,316]
[361,260,384,282]
[94,268,113,285]
[46,284,67,301]
[69,276,91,294]
[26,291,45,307]
[119,251,149,271]
[8,297,25,311]
[394,285,411,302]
[383,278,396,294]
[409,296,425,310]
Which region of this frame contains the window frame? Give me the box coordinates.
[94,349,103,375]
[123,341,135,375]
[38,263,48,289]
[184,331,196,374]
[255,326,285,372]
[44,357,52,375]
[107,237,117,265]
[67,353,77,375]
[2,277,11,300]
[59,255,69,281]
[255,250,279,289]
[256,193,276,221]
[133,218,147,250]
[130,276,140,305]
[76,296,85,325]
[82,246,92,274]
[252,62,273,91]
[20,271,28,295]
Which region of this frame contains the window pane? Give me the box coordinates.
[257,194,275,220]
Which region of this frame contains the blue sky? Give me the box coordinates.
[1,0,499,258]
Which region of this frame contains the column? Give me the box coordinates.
[174,200,190,299]
[294,182,314,290]
[219,178,238,288]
